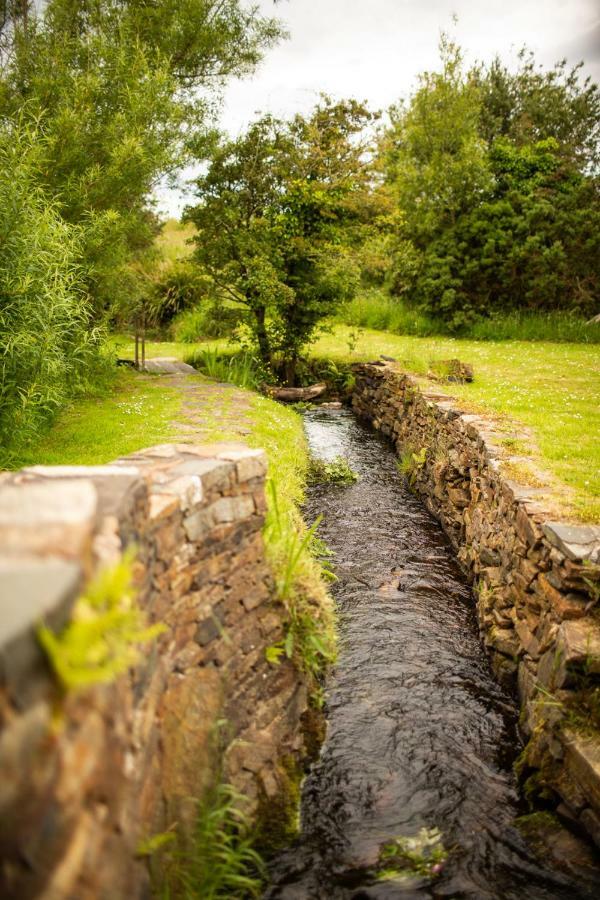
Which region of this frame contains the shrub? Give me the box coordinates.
[0,122,108,460]
[173,301,241,341]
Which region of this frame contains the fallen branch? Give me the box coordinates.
[262,382,327,402]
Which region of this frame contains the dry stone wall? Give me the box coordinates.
[352,362,600,847]
[0,443,308,899]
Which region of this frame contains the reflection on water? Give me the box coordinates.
[265,409,598,900]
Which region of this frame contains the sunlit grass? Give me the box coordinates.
[314,326,600,522]
[109,325,600,522]
[7,370,183,468]
[156,217,196,264]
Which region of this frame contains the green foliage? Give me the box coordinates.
[185,348,266,390]
[149,263,213,327]
[0,0,283,318]
[307,455,358,485]
[172,300,242,341]
[381,39,600,330]
[0,119,109,459]
[378,828,447,881]
[397,446,427,485]
[186,98,376,384]
[37,550,165,690]
[263,480,336,681]
[166,783,266,900]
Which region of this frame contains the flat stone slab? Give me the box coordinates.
[143,357,197,375]
[543,522,600,563]
[0,557,82,695]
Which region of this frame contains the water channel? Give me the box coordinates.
[266,408,598,899]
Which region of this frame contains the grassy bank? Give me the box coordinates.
[315,327,600,522]
[111,328,599,523]
[338,292,600,344]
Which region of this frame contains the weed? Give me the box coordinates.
[307,455,358,486]
[397,446,427,485]
[166,783,266,900]
[377,828,447,882]
[37,550,165,690]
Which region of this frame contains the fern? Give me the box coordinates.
[38,549,165,690]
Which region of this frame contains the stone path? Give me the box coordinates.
[159,372,255,445]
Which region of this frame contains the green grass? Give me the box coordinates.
[6,369,183,468]
[166,783,266,900]
[100,327,600,523]
[339,291,600,344]
[314,326,600,522]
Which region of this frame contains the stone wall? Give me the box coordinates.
[352,362,600,847]
[0,443,308,899]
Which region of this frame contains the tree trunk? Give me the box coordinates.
[284,355,297,387]
[253,306,271,368]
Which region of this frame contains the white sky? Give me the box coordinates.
[157,0,600,217]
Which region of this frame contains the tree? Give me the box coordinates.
[186,98,376,384]
[0,0,283,316]
[381,39,600,329]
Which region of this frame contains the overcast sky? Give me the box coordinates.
[158,0,600,216]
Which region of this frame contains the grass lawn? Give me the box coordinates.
[314,327,600,523]
[8,370,183,468]
[111,326,599,522]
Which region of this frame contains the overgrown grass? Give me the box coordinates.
[338,291,600,344]
[184,347,266,390]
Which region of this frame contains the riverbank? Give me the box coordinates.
[108,328,600,523]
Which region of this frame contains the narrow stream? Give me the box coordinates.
[266,408,597,900]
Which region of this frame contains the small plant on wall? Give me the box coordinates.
[38,549,165,691]
[397,446,427,486]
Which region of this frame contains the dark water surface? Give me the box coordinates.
[266,409,598,900]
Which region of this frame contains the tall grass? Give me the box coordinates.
[185,348,265,390]
[0,121,110,462]
[338,291,600,343]
[164,784,266,900]
[263,479,336,682]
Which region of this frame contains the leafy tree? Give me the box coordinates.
[186,98,375,384]
[0,0,283,316]
[381,39,600,329]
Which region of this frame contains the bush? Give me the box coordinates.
[148,262,212,326]
[0,122,109,460]
[172,301,241,341]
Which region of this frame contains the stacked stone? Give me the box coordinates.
[0,444,307,899]
[352,362,600,847]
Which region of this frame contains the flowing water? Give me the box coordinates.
[266,408,599,900]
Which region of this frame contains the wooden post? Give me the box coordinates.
[141,308,146,371]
